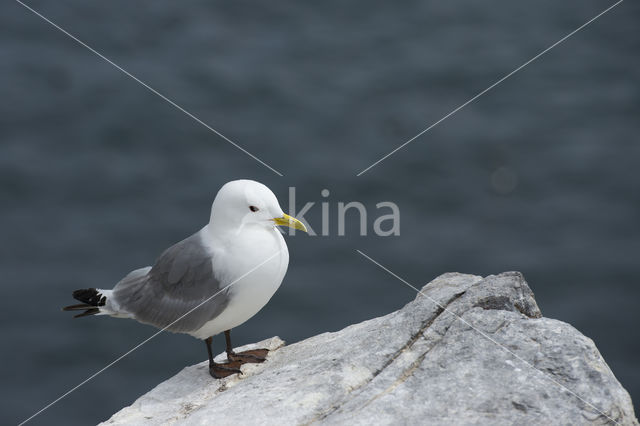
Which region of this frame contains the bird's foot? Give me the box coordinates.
[209,362,242,379]
[227,348,269,364]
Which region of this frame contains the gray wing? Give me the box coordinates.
[112,232,229,334]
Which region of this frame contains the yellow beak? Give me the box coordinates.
[272,214,308,232]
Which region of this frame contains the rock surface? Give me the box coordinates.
[101,272,637,425]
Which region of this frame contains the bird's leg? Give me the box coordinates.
[224,329,269,364]
[205,336,241,378]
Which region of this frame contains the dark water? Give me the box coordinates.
[2,1,638,424]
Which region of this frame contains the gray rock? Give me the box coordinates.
[101,272,637,425]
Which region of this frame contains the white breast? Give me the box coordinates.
[190,225,289,340]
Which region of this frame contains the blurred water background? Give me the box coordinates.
[2,1,638,424]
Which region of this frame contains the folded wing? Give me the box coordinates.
[113,232,229,334]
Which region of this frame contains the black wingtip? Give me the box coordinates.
[62,303,93,311]
[65,288,106,318]
[72,288,106,307]
[73,308,100,318]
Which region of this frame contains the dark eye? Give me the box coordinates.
[249,205,259,212]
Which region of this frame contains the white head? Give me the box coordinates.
[209,180,307,234]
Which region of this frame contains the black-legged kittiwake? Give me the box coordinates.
[63,179,307,378]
